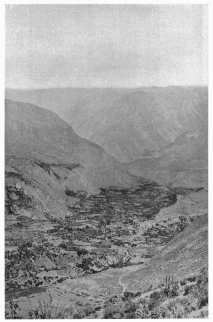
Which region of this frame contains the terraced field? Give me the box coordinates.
[5,175,207,318]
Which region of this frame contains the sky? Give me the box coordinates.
[5,4,208,89]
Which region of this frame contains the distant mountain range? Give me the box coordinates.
[5,86,207,161]
[5,86,208,187]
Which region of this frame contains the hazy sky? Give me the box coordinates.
[6,4,208,89]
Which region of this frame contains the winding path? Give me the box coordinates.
[118,274,127,296]
[43,194,49,211]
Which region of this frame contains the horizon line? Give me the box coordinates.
[5,84,208,90]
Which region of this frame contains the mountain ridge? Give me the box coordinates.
[5,99,137,219]
[5,86,208,162]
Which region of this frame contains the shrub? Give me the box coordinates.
[5,300,22,319]
[77,248,88,256]
[150,290,161,299]
[124,300,137,316]
[103,303,123,319]
[122,291,135,301]
[183,285,192,296]
[187,276,196,283]
[65,188,76,197]
[190,267,208,309]
[150,307,167,318]
[180,279,186,286]
[27,294,74,319]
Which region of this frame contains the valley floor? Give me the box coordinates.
[5,178,208,318]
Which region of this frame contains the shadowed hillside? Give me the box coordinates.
[5,87,208,162]
[6,87,208,188]
[123,131,208,188]
[5,99,136,219]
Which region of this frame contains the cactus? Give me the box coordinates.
[164,274,180,297]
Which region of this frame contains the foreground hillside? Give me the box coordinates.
[99,213,208,319]
[124,212,208,292]
[5,182,207,318]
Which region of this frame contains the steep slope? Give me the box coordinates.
[5,88,128,130]
[123,212,208,293]
[123,130,208,187]
[87,87,207,161]
[99,211,208,319]
[5,87,208,163]
[5,99,136,218]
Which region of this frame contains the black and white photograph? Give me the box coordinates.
[5,4,208,319]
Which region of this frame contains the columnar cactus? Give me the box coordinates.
[165,274,180,297]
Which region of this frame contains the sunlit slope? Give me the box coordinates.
[5,99,136,196]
